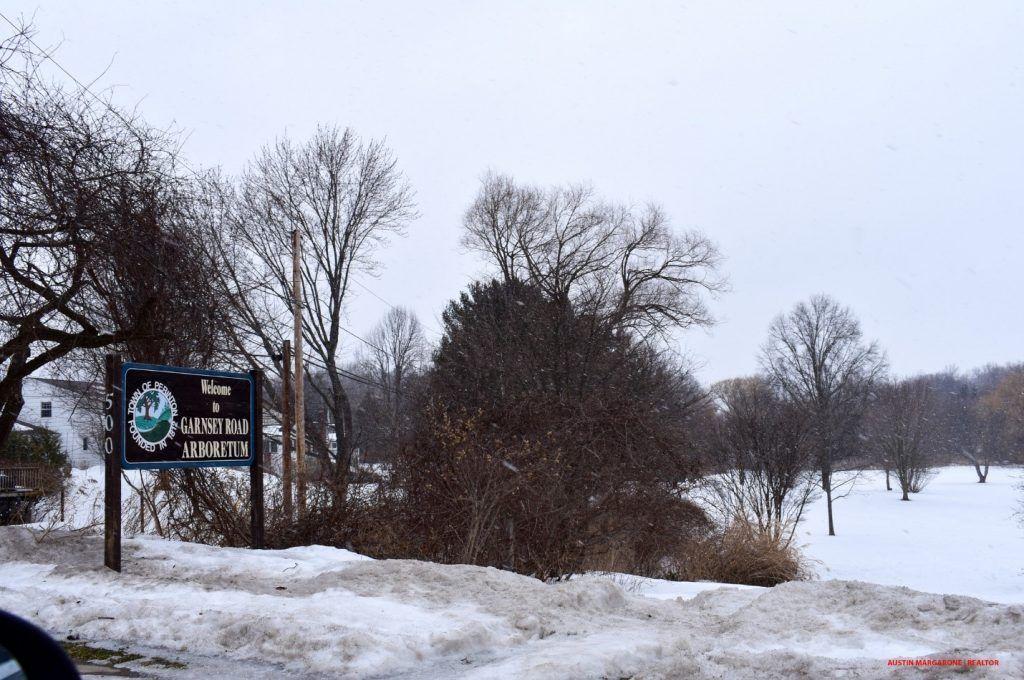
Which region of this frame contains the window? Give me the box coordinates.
[40,401,52,418]
[82,437,89,451]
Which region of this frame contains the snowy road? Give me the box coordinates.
[1,526,1022,679]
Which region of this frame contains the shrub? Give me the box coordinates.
[0,429,67,469]
[667,519,809,587]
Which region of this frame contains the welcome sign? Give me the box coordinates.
[120,363,255,469]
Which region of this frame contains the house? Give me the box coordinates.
[261,415,333,475]
[19,377,102,469]
[263,418,364,474]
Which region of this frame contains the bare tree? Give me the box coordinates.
[0,33,194,448]
[977,367,1024,468]
[462,173,726,344]
[705,376,817,547]
[358,307,426,461]
[914,366,1022,483]
[0,20,33,80]
[953,369,1000,483]
[866,378,936,501]
[230,126,416,490]
[761,295,887,536]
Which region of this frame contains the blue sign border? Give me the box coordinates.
[120,362,256,470]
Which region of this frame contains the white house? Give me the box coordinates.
[262,419,364,474]
[19,377,102,469]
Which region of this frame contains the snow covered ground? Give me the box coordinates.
[0,465,1022,678]
[1,527,1022,678]
[801,465,1024,603]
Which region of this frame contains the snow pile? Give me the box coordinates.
[1,527,1022,678]
[573,571,763,602]
[5,464,1022,676]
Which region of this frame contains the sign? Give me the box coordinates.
[120,363,255,469]
[105,357,265,571]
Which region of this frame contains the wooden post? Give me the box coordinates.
[292,229,306,513]
[104,354,122,572]
[250,369,265,549]
[281,340,293,521]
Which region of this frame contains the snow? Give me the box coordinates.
[1,527,1022,677]
[30,465,266,536]
[1,465,1022,677]
[574,571,764,602]
[1,538,1022,677]
[801,465,1024,603]
[41,465,106,530]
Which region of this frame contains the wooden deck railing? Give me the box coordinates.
[0,464,49,492]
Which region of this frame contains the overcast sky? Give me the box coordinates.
[6,1,1023,384]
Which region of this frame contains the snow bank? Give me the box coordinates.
[5,464,1022,676]
[1,527,1022,678]
[573,571,763,602]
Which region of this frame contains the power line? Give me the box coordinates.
[2,15,441,353]
[0,11,207,183]
[351,278,397,308]
[0,13,130,127]
[340,326,386,355]
[251,352,391,392]
[337,366,390,391]
[351,277,445,338]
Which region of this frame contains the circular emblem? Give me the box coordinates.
[128,381,178,451]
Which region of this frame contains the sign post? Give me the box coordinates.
[249,369,264,549]
[104,354,122,572]
[104,361,264,571]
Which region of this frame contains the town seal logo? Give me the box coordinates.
[128,381,179,451]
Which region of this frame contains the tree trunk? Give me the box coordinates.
[884,467,891,491]
[822,469,836,536]
[825,487,835,536]
[960,450,989,483]
[325,365,354,494]
[0,388,26,451]
[0,348,29,449]
[822,457,836,536]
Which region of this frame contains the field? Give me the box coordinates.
[801,465,1024,603]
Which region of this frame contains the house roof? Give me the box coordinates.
[13,418,52,433]
[27,377,96,394]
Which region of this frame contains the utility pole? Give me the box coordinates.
[292,229,306,512]
[281,340,293,521]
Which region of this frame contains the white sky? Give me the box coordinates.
[6,1,1023,384]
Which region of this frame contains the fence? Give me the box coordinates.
[0,464,50,493]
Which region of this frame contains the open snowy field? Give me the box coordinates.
[0,465,1022,678]
[801,465,1024,603]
